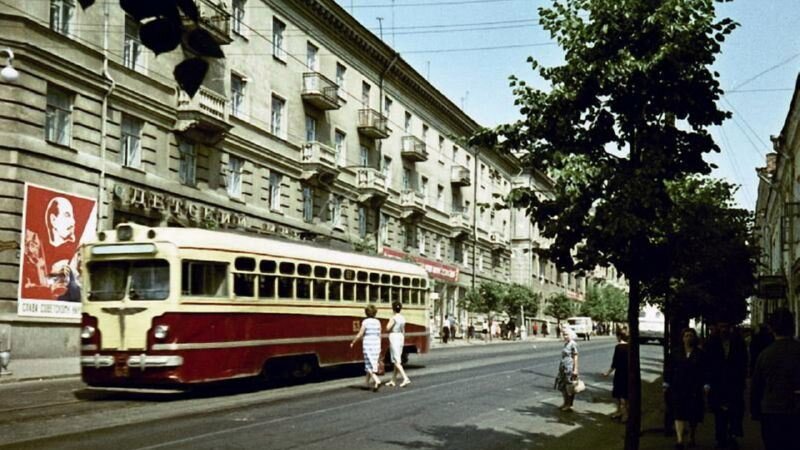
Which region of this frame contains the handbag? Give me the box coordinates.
[573,377,586,394]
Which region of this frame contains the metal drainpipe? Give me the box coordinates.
[374,53,399,253]
[98,0,116,226]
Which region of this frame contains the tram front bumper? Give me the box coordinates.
[81,354,184,370]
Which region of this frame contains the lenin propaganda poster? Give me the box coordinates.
[18,184,97,318]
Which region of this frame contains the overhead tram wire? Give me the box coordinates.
[716,126,756,207]
[722,97,769,151]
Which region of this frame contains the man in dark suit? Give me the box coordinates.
[706,320,748,449]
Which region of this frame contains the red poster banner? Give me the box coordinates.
[18,184,97,318]
[382,248,459,283]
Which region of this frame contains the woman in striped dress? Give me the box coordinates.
[350,304,383,391]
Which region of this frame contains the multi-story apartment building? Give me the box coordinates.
[0,0,519,357]
[754,72,800,331]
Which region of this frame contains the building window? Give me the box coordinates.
[269,172,282,212]
[421,176,429,204]
[334,130,346,166]
[123,16,145,72]
[306,42,318,71]
[270,95,286,138]
[404,224,416,249]
[359,145,369,167]
[418,230,426,254]
[227,155,244,198]
[272,17,286,61]
[422,124,429,143]
[384,96,393,118]
[436,239,442,260]
[453,239,463,263]
[437,185,444,210]
[305,115,316,142]
[231,73,245,117]
[178,141,196,186]
[45,85,72,146]
[404,112,412,133]
[478,253,484,272]
[303,186,313,222]
[402,167,411,191]
[335,63,346,98]
[379,213,389,245]
[358,206,367,238]
[121,114,143,168]
[382,156,392,186]
[50,0,74,36]
[328,195,342,228]
[232,0,245,36]
[361,82,371,107]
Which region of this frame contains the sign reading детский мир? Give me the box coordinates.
[17,184,97,319]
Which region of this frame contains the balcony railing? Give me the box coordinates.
[489,232,507,251]
[301,141,339,185]
[176,86,231,144]
[400,190,426,220]
[181,0,232,45]
[356,167,388,204]
[357,109,389,139]
[302,72,340,110]
[451,165,471,186]
[401,135,428,162]
[449,210,471,238]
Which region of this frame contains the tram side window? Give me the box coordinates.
[234,273,256,298]
[369,284,379,302]
[296,277,311,299]
[391,286,400,303]
[278,277,293,299]
[259,274,276,299]
[380,274,390,303]
[182,261,228,297]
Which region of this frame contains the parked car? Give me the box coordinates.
[639,304,665,345]
[566,316,594,340]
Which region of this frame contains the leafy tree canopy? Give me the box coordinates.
[545,293,575,322]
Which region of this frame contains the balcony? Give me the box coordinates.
[449,210,471,239]
[451,165,471,187]
[300,142,339,185]
[301,72,340,110]
[400,190,426,221]
[355,167,388,205]
[489,232,507,251]
[175,86,232,145]
[401,136,428,162]
[357,109,389,139]
[181,0,233,45]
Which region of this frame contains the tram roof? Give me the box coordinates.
[117,226,429,278]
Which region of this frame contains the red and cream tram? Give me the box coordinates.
[79,224,430,388]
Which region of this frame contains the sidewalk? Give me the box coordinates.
[0,356,80,384]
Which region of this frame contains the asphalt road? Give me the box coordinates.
[0,338,665,450]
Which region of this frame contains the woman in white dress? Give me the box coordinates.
[386,301,411,387]
[350,304,382,391]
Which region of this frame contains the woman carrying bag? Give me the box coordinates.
[555,325,580,411]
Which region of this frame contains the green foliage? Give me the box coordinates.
[460,282,540,320]
[545,293,575,322]
[504,283,541,318]
[581,282,628,322]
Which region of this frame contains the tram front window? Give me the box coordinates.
[87,260,169,301]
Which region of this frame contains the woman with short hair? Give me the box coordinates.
[386,301,411,388]
[555,325,579,411]
[350,304,383,391]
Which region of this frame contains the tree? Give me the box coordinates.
[503,283,541,319]
[582,282,628,324]
[545,293,575,332]
[459,281,507,337]
[470,1,736,447]
[78,0,226,96]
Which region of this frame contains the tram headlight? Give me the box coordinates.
[80,326,96,340]
[153,325,169,340]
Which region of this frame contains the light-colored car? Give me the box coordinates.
[639,304,665,345]
[567,316,593,340]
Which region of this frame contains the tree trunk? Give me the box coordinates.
[625,274,642,450]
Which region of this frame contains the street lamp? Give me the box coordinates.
[0,48,19,83]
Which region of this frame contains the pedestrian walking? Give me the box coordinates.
[602,326,629,422]
[385,301,411,388]
[748,323,773,377]
[449,314,457,341]
[442,315,450,343]
[751,308,800,450]
[507,318,516,340]
[467,322,475,341]
[542,322,549,338]
[664,327,708,449]
[350,304,383,392]
[706,320,748,449]
[554,325,579,412]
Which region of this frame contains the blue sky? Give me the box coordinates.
[336,0,800,210]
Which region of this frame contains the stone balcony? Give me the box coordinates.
[357,109,389,139]
[401,135,428,162]
[451,165,471,187]
[175,86,232,145]
[355,167,388,205]
[181,0,233,45]
[300,141,339,185]
[449,210,471,239]
[400,190,426,221]
[489,232,507,251]
[301,72,340,110]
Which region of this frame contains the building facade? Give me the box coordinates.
[754,73,800,332]
[0,0,521,357]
